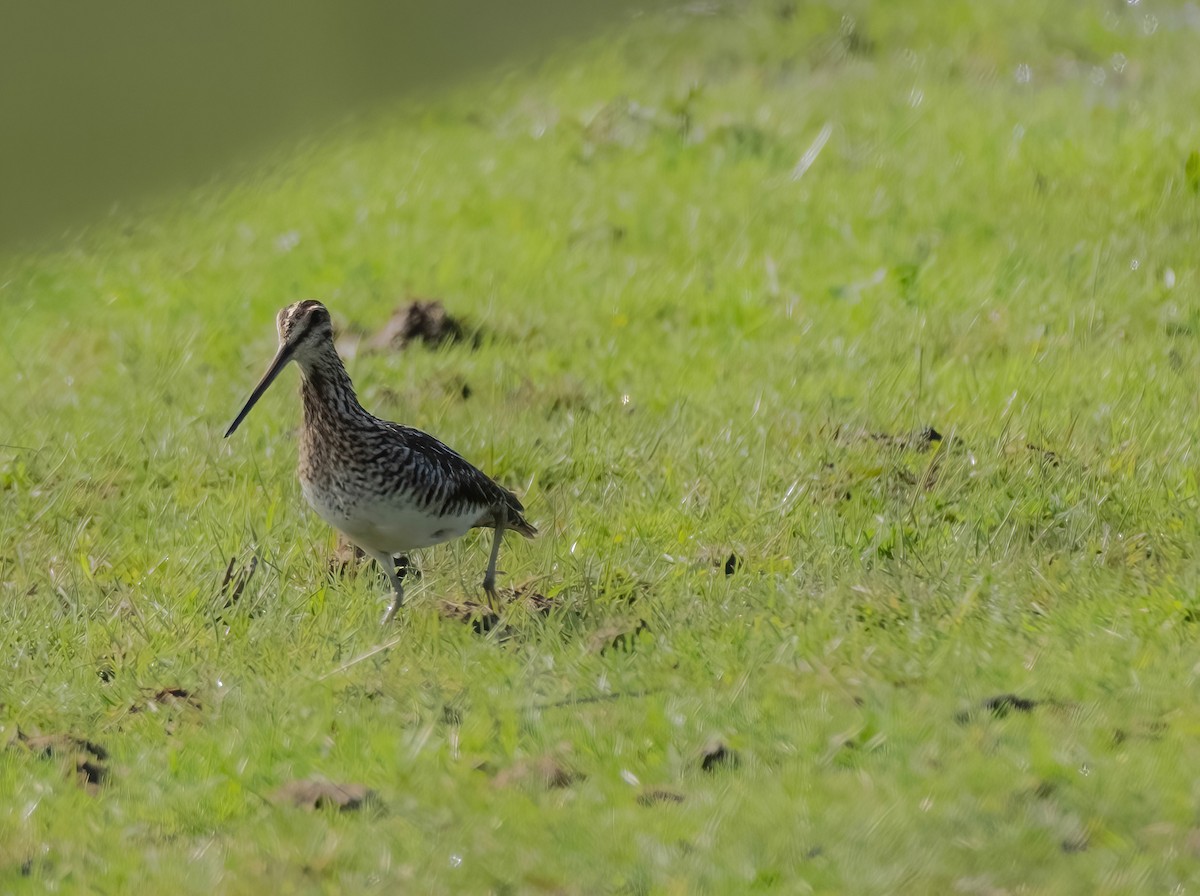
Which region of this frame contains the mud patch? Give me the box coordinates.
[367,300,477,352]
[12,731,109,793]
[272,778,378,812]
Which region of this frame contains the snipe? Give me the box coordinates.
[225,300,535,623]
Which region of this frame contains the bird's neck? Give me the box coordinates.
[297,348,367,428]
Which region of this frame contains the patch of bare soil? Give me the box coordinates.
[272,778,378,812]
[12,731,109,793]
[491,753,582,791]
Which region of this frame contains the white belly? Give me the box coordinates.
[301,480,483,554]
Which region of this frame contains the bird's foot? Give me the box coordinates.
[482,582,499,611]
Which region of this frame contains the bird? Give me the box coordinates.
[224,299,536,623]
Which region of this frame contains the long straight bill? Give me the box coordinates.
[224,343,293,437]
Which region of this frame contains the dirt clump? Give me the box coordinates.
[367,300,475,352]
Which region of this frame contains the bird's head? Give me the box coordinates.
[275,299,333,358]
[225,300,335,438]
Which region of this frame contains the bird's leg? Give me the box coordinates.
[482,519,506,610]
[366,548,406,625]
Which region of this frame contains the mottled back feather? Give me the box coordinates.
[378,423,535,535]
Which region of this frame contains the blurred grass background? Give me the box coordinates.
[0,1,660,248]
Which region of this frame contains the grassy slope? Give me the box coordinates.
[4,0,1200,891]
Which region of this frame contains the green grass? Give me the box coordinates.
[5,0,1200,891]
